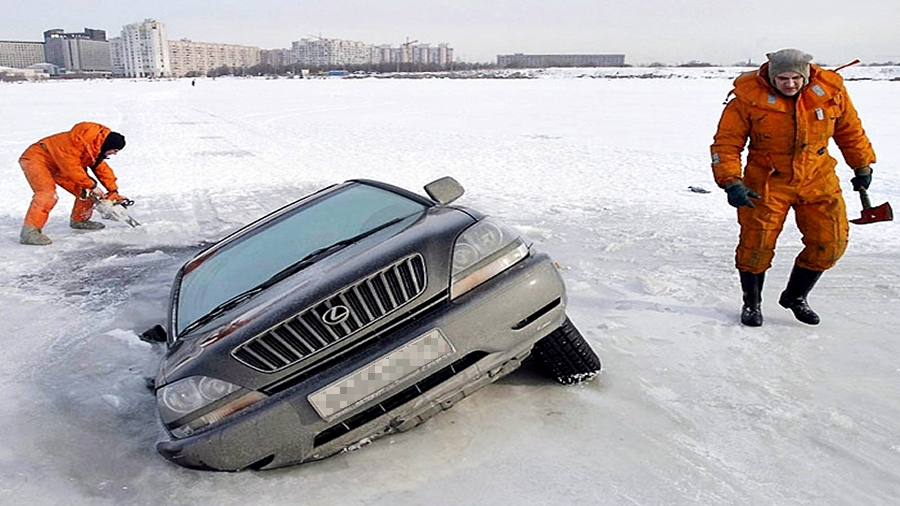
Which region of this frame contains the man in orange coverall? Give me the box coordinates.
[19,122,130,245]
[711,49,876,326]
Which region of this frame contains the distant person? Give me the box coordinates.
[710,49,876,326]
[191,79,196,86]
[18,122,130,245]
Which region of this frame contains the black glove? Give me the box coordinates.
[851,167,872,191]
[724,181,760,208]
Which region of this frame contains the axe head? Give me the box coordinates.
[850,201,893,225]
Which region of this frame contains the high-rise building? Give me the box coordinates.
[410,43,454,66]
[43,28,111,75]
[110,19,171,78]
[0,40,45,68]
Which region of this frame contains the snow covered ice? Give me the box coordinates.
[1,66,899,505]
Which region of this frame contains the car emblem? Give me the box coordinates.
[322,305,351,326]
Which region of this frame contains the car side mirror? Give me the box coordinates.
[424,176,464,205]
[140,324,168,343]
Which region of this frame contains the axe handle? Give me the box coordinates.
[858,189,872,210]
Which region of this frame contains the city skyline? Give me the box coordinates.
[4,0,900,65]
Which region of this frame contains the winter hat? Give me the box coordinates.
[100,131,126,152]
[766,49,813,85]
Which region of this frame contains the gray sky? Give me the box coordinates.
[4,0,899,64]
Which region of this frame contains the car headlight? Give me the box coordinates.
[450,218,529,299]
[157,376,267,439]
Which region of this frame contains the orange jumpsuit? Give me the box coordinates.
[711,63,875,274]
[19,122,120,229]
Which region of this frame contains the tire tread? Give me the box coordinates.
[531,317,601,385]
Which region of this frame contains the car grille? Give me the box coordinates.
[232,254,427,372]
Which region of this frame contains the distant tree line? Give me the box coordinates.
[185,61,501,78]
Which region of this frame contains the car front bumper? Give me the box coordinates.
[156,251,567,471]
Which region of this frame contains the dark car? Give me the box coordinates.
[143,177,601,471]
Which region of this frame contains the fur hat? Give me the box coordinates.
[766,49,813,85]
[100,131,126,152]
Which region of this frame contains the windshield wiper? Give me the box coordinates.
[178,216,406,337]
[256,216,407,290]
[179,288,263,337]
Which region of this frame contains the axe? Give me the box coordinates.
[850,189,893,225]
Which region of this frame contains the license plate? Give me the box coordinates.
[308,329,454,420]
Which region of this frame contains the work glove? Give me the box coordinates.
[80,185,104,200]
[104,190,134,207]
[851,167,872,191]
[724,181,760,208]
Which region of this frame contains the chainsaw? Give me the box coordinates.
[850,189,893,225]
[93,196,140,227]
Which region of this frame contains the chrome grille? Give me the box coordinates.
[232,254,427,372]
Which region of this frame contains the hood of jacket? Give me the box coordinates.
[729,63,845,112]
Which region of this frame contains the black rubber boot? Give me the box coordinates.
[778,266,823,325]
[739,270,765,326]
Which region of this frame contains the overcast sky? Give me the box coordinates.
[4,0,900,64]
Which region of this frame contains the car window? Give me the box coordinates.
[175,183,428,336]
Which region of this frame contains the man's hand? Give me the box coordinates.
[851,167,872,191]
[105,190,134,207]
[724,181,761,208]
[81,186,104,199]
[104,190,126,202]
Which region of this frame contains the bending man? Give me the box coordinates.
[19,122,130,245]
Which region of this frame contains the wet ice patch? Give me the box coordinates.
[104,328,152,350]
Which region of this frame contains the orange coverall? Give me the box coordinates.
[711,63,876,274]
[19,122,120,229]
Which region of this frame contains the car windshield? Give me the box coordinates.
[175,183,429,336]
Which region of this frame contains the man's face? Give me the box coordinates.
[773,72,805,96]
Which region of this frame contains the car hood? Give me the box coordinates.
[159,205,477,388]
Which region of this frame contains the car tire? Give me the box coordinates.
[531,317,601,385]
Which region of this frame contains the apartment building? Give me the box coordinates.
[0,40,45,68]
[410,43,453,66]
[292,37,376,67]
[110,19,171,78]
[290,37,454,68]
[260,48,293,67]
[169,39,260,77]
[43,28,112,74]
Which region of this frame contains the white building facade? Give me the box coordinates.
[290,37,454,68]
[292,37,376,67]
[169,39,260,77]
[111,19,171,78]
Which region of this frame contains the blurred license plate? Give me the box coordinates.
[308,329,454,420]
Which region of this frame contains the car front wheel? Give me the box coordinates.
[531,317,601,385]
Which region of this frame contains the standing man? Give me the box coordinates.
[711,49,876,326]
[18,122,130,245]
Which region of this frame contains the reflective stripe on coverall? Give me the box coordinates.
[18,122,120,229]
[710,63,876,273]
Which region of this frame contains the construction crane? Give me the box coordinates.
[399,37,418,72]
